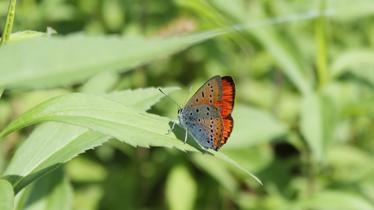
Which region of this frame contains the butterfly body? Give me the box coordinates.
[177,75,235,151]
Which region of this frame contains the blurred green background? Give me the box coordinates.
[0,0,373,210]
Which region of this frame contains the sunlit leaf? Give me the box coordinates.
[0,32,218,89]
[331,49,374,85]
[0,179,14,210]
[166,165,197,210]
[296,190,374,210]
[300,92,336,162]
[15,168,73,210]
[0,91,261,185]
[2,88,177,193]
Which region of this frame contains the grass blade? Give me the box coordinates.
[0,0,17,45]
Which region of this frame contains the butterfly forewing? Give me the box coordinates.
[185,76,222,108]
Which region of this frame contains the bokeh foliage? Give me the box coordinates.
[0,0,373,210]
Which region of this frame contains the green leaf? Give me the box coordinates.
[2,88,177,193]
[295,190,374,210]
[331,49,374,85]
[4,123,109,193]
[333,0,374,21]
[300,92,336,162]
[166,165,197,210]
[1,90,262,186]
[225,104,287,148]
[0,179,14,210]
[15,168,73,210]
[0,32,218,89]
[327,145,374,182]
[0,93,197,150]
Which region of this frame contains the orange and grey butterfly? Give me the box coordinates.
[178,75,235,150]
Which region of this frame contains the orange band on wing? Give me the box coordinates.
[221,116,234,145]
[220,76,235,118]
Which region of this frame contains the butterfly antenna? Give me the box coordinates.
[158,88,182,109]
[183,86,193,105]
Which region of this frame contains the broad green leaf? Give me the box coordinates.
[0,93,201,150]
[166,165,197,210]
[4,123,109,193]
[0,179,14,210]
[331,49,374,85]
[300,92,335,162]
[3,88,177,193]
[295,190,374,210]
[225,104,287,148]
[15,168,73,210]
[1,91,262,185]
[0,32,218,89]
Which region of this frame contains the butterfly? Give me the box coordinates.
[168,75,235,151]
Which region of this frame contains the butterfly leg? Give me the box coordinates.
[166,121,177,135]
[184,128,189,143]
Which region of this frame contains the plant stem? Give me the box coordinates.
[315,0,328,88]
[0,89,3,99]
[0,0,17,45]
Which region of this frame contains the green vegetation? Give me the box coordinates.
[0,0,373,209]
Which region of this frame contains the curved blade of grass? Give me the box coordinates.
[0,179,14,210]
[0,91,262,185]
[2,88,178,193]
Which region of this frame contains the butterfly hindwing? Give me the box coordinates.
[180,104,223,150]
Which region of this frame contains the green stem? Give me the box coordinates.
[0,89,3,99]
[315,0,328,88]
[0,0,17,45]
